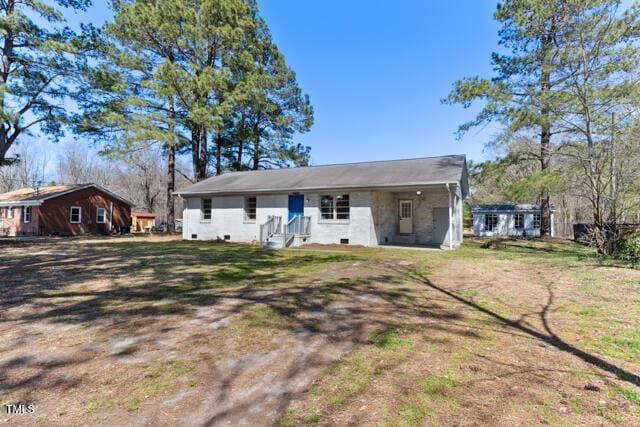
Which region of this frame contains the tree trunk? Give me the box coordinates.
[539,32,552,237]
[198,127,207,180]
[252,135,260,170]
[166,101,176,231]
[215,133,222,175]
[191,124,200,181]
[236,140,244,171]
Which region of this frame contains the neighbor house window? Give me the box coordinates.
[244,197,256,222]
[22,206,31,223]
[96,208,106,224]
[201,198,212,222]
[7,207,13,219]
[70,206,82,224]
[484,214,498,231]
[514,213,524,229]
[320,194,350,221]
[533,213,541,229]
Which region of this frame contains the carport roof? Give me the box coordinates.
[176,155,468,196]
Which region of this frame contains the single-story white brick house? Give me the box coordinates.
[472,204,555,237]
[176,155,469,249]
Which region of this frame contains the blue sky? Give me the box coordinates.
[58,0,501,168]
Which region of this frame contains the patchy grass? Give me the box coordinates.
[1,235,639,426]
[597,330,640,362]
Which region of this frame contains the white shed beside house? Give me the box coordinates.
[472,204,555,238]
[175,155,469,249]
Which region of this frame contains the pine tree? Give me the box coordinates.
[0,0,91,164]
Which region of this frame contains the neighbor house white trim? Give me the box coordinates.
[70,206,82,224]
[96,207,106,224]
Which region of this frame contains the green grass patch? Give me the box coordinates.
[569,303,601,318]
[597,330,640,361]
[396,403,429,426]
[370,326,413,350]
[423,372,460,395]
[125,359,197,412]
[612,386,640,406]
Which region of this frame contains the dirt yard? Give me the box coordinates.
[1,235,639,426]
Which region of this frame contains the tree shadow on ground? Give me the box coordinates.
[393,265,640,387]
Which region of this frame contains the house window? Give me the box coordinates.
[244,197,256,222]
[201,198,212,222]
[22,206,31,223]
[484,214,498,231]
[7,207,13,219]
[514,213,524,229]
[533,213,541,229]
[70,206,82,224]
[320,195,334,220]
[96,208,106,224]
[320,194,350,221]
[336,194,350,220]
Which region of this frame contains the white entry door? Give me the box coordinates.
[399,200,413,234]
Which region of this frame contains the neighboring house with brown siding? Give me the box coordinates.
[0,184,132,237]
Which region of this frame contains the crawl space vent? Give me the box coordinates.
[191,234,198,239]
[224,235,231,241]
[340,238,349,245]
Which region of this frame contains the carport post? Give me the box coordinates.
[446,183,453,250]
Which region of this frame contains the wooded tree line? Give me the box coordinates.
[0,0,313,225]
[446,0,640,254]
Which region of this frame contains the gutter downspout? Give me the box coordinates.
[109,202,113,234]
[446,183,453,250]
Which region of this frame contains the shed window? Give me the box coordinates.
[533,213,541,229]
[70,207,82,224]
[514,213,524,229]
[484,214,498,231]
[96,208,106,224]
[201,198,212,222]
[22,206,31,223]
[320,194,350,221]
[244,197,256,222]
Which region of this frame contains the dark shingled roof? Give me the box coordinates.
[177,155,468,196]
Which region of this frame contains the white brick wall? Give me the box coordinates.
[182,187,465,247]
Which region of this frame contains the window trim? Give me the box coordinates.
[22,206,32,224]
[533,213,541,229]
[318,194,350,223]
[514,213,524,230]
[484,213,498,232]
[70,206,82,224]
[243,196,257,223]
[200,198,212,223]
[96,207,106,224]
[6,206,13,219]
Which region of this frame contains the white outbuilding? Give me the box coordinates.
[472,204,555,237]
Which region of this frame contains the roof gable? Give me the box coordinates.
[0,184,133,206]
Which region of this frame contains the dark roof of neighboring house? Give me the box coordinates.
[0,184,133,206]
[471,204,555,212]
[132,212,156,218]
[176,155,469,197]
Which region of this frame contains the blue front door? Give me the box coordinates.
[288,195,304,220]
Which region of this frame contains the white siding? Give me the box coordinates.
[182,187,466,247]
[472,212,549,237]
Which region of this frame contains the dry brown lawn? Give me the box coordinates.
[0,235,639,426]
